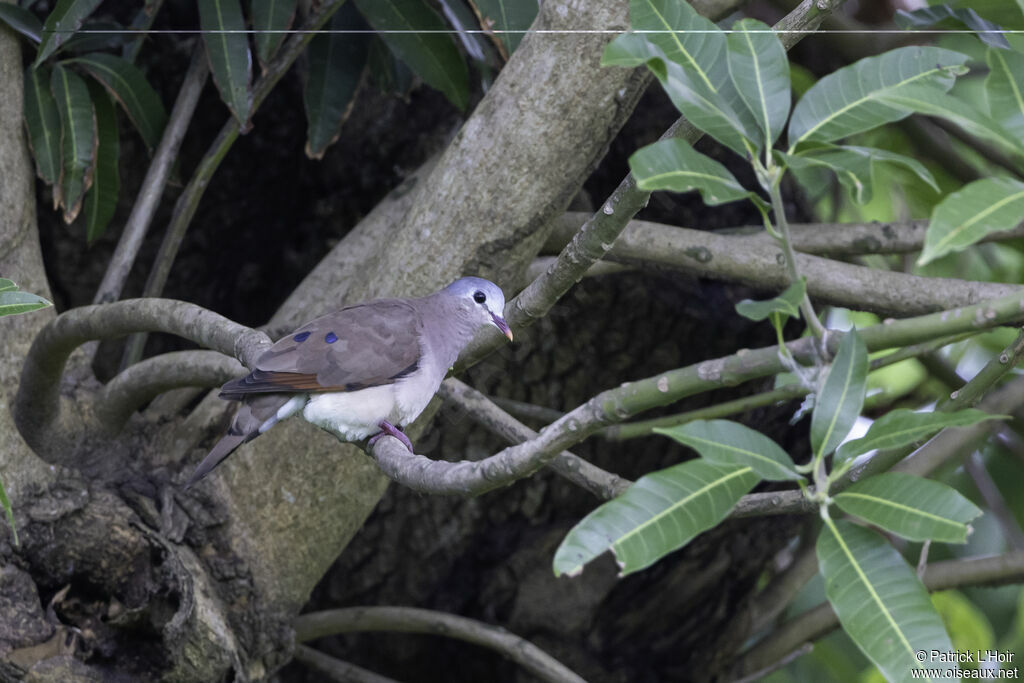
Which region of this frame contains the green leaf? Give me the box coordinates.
[655,419,801,481]
[629,138,760,206]
[985,47,1024,139]
[0,3,42,43]
[837,408,1005,463]
[354,0,469,111]
[304,4,370,160]
[0,279,16,292]
[811,328,868,459]
[818,519,957,682]
[56,20,128,55]
[35,0,103,65]
[472,0,537,57]
[51,64,96,224]
[82,80,119,243]
[23,65,62,186]
[788,46,969,149]
[834,472,982,543]
[252,0,296,67]
[895,6,1010,49]
[199,0,252,126]
[0,476,17,548]
[782,144,938,205]
[66,53,167,153]
[0,291,53,316]
[920,177,1024,265]
[553,461,758,577]
[603,0,757,155]
[735,277,806,322]
[726,19,789,148]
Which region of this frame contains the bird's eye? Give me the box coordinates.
[473,290,486,304]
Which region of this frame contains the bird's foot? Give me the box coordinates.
[369,421,414,452]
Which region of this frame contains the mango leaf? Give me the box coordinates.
[782,144,938,205]
[603,0,757,156]
[34,0,103,65]
[876,84,1024,156]
[837,408,1005,463]
[472,0,537,58]
[818,520,957,682]
[0,291,53,317]
[355,0,469,111]
[553,461,758,577]
[23,65,62,186]
[952,0,1024,29]
[985,47,1024,139]
[726,19,789,149]
[252,0,296,67]
[51,64,96,224]
[83,80,119,243]
[67,53,168,152]
[629,138,761,207]
[811,328,868,459]
[304,4,369,160]
[199,0,252,126]
[0,476,17,547]
[919,177,1024,265]
[835,472,982,543]
[655,419,801,481]
[0,279,16,292]
[895,6,1010,49]
[0,3,42,43]
[735,277,806,322]
[788,46,969,149]
[57,20,128,55]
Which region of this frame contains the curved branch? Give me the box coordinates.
[372,292,1024,496]
[293,646,398,683]
[14,299,270,453]
[293,607,587,683]
[733,551,1024,679]
[96,350,244,432]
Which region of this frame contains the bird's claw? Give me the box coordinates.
[369,421,415,453]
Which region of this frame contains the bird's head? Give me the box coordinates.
[444,277,513,342]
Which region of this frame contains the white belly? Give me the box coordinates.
[303,385,401,441]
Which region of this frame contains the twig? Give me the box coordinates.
[120,0,349,369]
[746,528,820,635]
[96,350,244,432]
[965,452,1024,552]
[733,643,813,683]
[294,607,588,683]
[732,551,1024,679]
[292,646,399,683]
[768,174,826,339]
[92,44,209,307]
[489,396,564,425]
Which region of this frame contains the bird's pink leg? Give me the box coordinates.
[369,420,414,452]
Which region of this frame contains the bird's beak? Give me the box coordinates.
[491,313,513,342]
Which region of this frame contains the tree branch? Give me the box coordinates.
[14,299,270,454]
[733,551,1024,679]
[293,607,587,683]
[96,350,244,432]
[292,646,399,683]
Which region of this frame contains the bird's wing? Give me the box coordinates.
[220,300,423,397]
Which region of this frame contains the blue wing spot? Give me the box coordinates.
[325,332,338,344]
[293,331,311,342]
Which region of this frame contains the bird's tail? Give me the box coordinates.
[184,394,293,488]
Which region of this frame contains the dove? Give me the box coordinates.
[185,277,512,486]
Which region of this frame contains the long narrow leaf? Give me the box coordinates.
[629,138,758,206]
[985,47,1024,139]
[471,0,537,57]
[920,177,1024,265]
[735,278,806,322]
[51,64,96,224]
[0,3,43,43]
[304,4,369,159]
[23,65,62,186]
[895,6,1010,49]
[788,46,968,149]
[35,0,103,65]
[818,519,957,682]
[811,328,868,458]
[782,144,938,205]
[837,408,1004,463]
[252,0,296,67]
[68,53,168,152]
[83,80,119,243]
[0,477,17,547]
[655,419,801,481]
[726,19,789,149]
[199,0,252,126]
[0,279,16,292]
[553,461,758,577]
[355,0,469,111]
[835,473,982,543]
[0,291,53,316]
